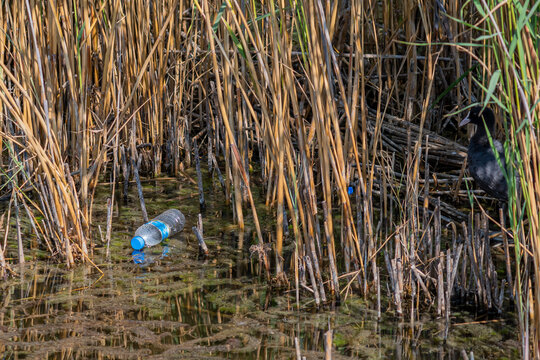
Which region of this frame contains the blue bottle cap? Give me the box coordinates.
[131,236,145,250]
[347,186,354,195]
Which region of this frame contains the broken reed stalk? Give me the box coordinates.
[133,153,148,223]
[500,208,514,301]
[197,214,208,255]
[211,154,226,191]
[0,222,7,276]
[105,198,113,258]
[304,255,320,307]
[192,226,208,256]
[324,328,333,360]
[1,198,14,269]
[294,337,302,360]
[121,146,130,204]
[14,194,24,265]
[294,247,300,309]
[193,139,205,211]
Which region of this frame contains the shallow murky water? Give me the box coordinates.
[0,175,520,359]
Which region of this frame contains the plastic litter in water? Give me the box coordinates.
[130,209,185,250]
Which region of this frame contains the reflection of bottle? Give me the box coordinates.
[132,250,146,264]
[132,246,170,265]
[131,209,185,250]
[161,246,170,258]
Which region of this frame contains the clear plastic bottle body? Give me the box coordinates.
[131,209,185,250]
[152,209,185,234]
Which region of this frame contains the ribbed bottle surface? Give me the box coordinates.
[153,209,185,234]
[131,209,185,249]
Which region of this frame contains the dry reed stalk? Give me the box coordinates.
[295,336,302,360]
[14,194,23,265]
[121,146,130,204]
[500,208,513,300]
[1,199,13,270]
[304,255,320,307]
[21,198,48,253]
[437,251,445,316]
[105,197,112,258]
[133,153,148,223]
[192,226,209,256]
[193,139,205,211]
[0,219,8,276]
[324,328,333,360]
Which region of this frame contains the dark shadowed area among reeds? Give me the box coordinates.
[1,0,539,358]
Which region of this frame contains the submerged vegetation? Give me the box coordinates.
[0,0,539,358]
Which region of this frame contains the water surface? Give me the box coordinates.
[0,177,520,359]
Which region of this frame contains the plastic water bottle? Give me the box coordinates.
[130,209,186,250]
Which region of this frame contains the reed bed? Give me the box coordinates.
[0,0,538,357]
